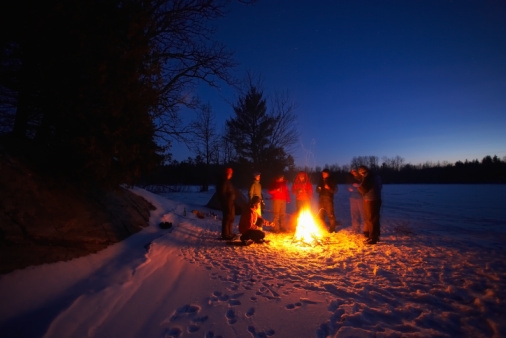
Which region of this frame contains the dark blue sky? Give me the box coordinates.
[173,0,506,168]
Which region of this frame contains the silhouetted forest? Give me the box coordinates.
[138,154,506,190]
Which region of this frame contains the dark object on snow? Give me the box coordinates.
[225,238,270,246]
[206,188,248,215]
[191,210,205,219]
[159,222,173,229]
[226,240,253,246]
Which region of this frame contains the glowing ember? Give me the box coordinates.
[293,207,324,245]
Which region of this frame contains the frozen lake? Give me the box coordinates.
[260,183,506,247]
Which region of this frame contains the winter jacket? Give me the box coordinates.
[346,173,362,199]
[358,172,382,201]
[316,176,337,200]
[249,180,262,201]
[219,178,235,208]
[238,207,266,234]
[292,172,313,201]
[268,179,291,202]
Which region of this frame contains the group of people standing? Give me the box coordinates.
[218,166,382,245]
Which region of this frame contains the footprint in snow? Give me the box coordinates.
[170,304,200,321]
[285,302,302,310]
[187,324,200,333]
[248,325,276,337]
[164,326,182,338]
[212,291,229,302]
[228,299,241,306]
[245,307,255,318]
[205,331,223,338]
[226,308,237,324]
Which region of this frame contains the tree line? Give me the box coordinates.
[139,154,506,190]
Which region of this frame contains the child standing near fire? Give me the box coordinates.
[292,171,313,212]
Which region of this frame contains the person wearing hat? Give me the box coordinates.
[316,168,339,233]
[249,172,264,217]
[238,196,271,244]
[218,167,236,240]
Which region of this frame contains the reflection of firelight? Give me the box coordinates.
[293,208,324,245]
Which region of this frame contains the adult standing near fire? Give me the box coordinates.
[218,167,236,240]
[357,165,382,245]
[268,173,291,233]
[316,169,339,233]
[249,172,264,217]
[347,169,364,234]
[292,171,313,212]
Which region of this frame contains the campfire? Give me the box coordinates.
[292,207,325,246]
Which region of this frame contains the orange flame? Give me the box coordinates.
[293,207,324,245]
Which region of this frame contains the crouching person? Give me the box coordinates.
[239,196,271,244]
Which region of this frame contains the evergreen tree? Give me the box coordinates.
[225,83,295,185]
[226,85,275,169]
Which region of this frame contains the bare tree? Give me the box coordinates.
[351,156,380,170]
[269,90,299,154]
[189,103,221,190]
[190,103,219,165]
[381,155,405,171]
[220,131,236,165]
[145,0,245,151]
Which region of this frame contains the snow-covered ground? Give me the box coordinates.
[1,184,505,338]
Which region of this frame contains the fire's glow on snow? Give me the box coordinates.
[293,208,324,245]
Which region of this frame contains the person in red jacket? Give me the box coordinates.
[238,196,271,243]
[268,173,291,233]
[291,171,313,212]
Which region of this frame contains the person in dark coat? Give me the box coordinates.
[357,165,382,245]
[316,169,339,232]
[218,167,236,240]
[347,169,364,234]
